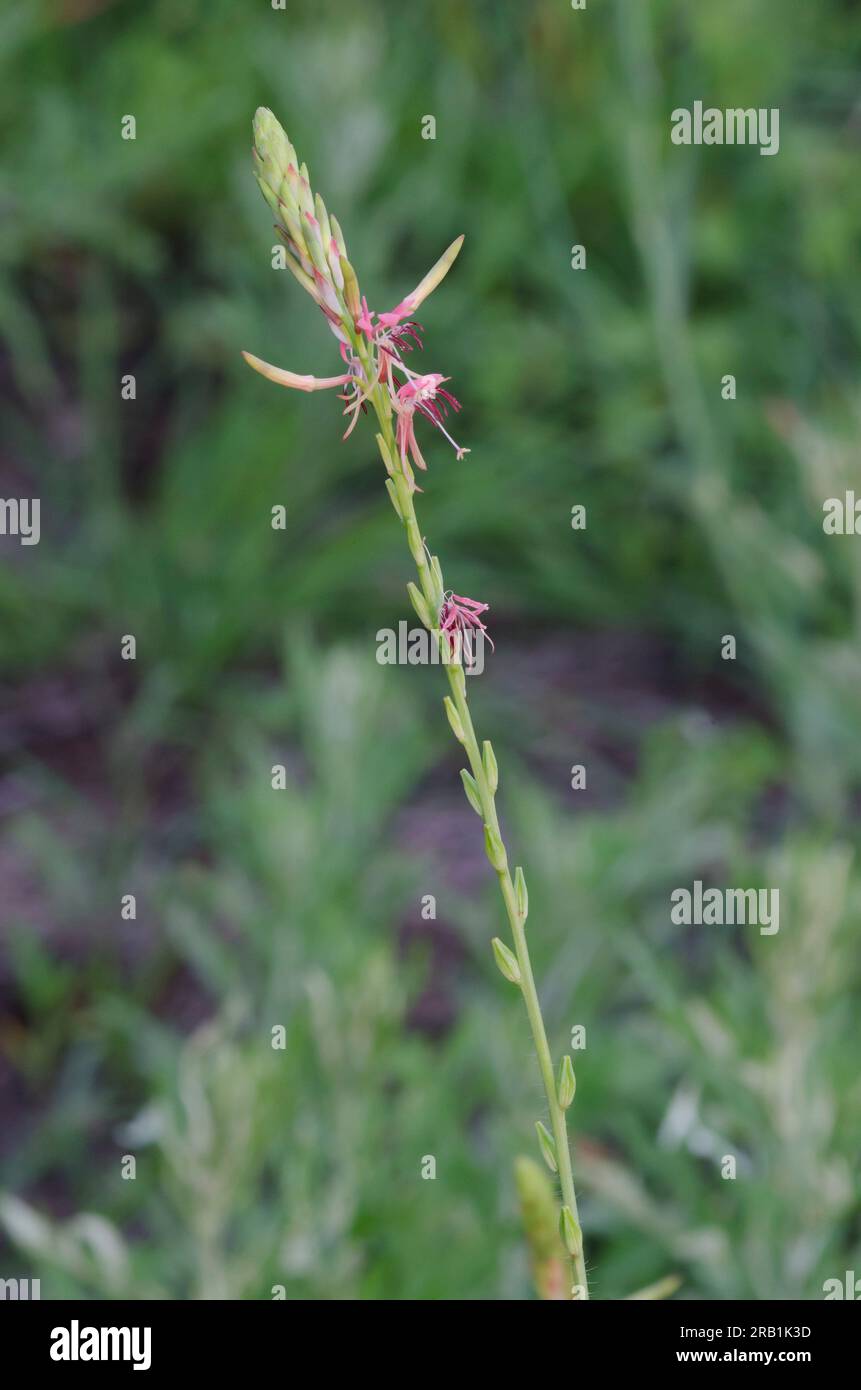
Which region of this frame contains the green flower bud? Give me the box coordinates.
[339,255,361,319]
[514,866,528,921]
[559,1205,582,1258]
[535,1120,558,1173]
[329,214,348,260]
[443,696,465,743]
[429,554,444,607]
[492,937,521,984]
[484,822,507,872]
[407,582,432,629]
[314,193,333,253]
[558,1055,576,1110]
[449,665,466,700]
[252,107,297,193]
[482,739,498,794]
[385,479,403,520]
[376,433,396,477]
[460,769,483,816]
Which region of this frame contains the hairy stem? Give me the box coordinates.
[365,356,588,1299]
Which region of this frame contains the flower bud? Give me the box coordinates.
[559,1205,582,1258]
[535,1120,558,1173]
[460,769,483,816]
[482,739,498,794]
[407,582,432,629]
[339,256,361,319]
[443,696,465,743]
[514,866,528,921]
[402,235,465,312]
[558,1055,576,1110]
[385,479,403,521]
[492,937,521,984]
[484,822,507,872]
[252,107,297,197]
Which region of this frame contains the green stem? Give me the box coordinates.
[366,358,589,1299]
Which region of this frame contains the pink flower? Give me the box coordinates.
[245,229,471,479]
[393,372,469,477]
[356,296,375,338]
[439,592,494,667]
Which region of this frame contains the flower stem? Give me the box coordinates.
[367,367,589,1299]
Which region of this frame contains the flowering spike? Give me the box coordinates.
[492,937,521,985]
[252,107,297,202]
[535,1121,558,1174]
[250,109,354,343]
[243,110,588,1295]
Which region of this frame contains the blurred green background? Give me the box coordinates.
[1,0,859,1300]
